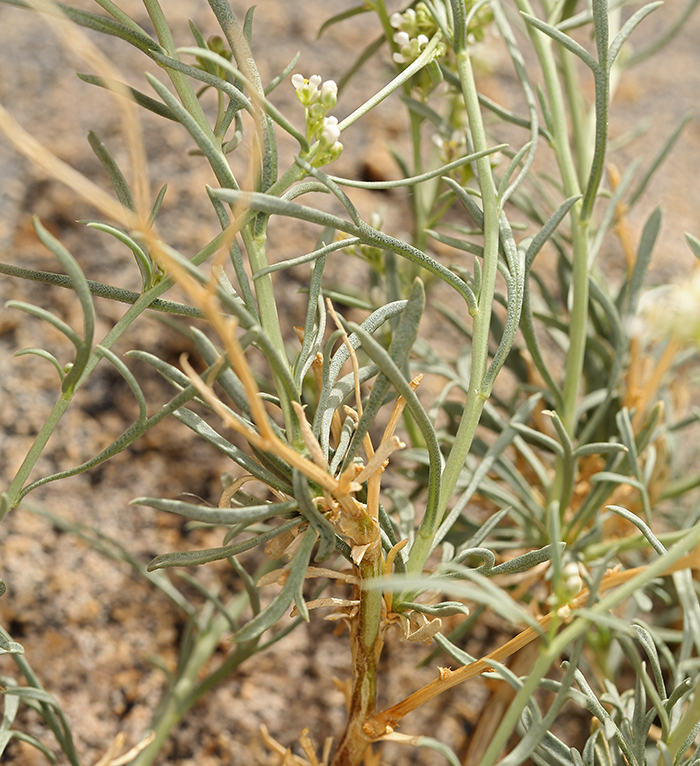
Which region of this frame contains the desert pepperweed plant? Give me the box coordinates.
[1,0,700,764]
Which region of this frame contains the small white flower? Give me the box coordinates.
[390,8,417,33]
[292,73,322,105]
[394,30,411,48]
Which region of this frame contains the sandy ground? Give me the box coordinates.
[0,1,699,764]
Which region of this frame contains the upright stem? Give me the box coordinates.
[515,0,587,438]
[409,111,429,259]
[246,230,297,440]
[560,50,590,187]
[432,40,500,536]
[142,0,216,142]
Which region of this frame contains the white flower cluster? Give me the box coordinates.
[292,74,343,165]
[392,30,430,65]
[390,6,437,65]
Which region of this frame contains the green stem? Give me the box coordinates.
[337,32,444,135]
[560,48,590,187]
[142,0,216,143]
[246,231,297,441]
[431,43,500,543]
[145,2,293,438]
[2,394,71,520]
[561,218,589,436]
[515,0,586,438]
[409,111,427,253]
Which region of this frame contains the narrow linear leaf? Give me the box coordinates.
[131,496,298,526]
[609,2,663,65]
[521,12,598,70]
[573,442,627,458]
[96,345,147,422]
[342,278,425,468]
[85,221,153,289]
[629,114,693,207]
[264,51,300,95]
[0,729,55,763]
[32,218,95,392]
[427,229,484,257]
[0,0,161,52]
[625,0,700,67]
[14,348,65,381]
[607,505,666,556]
[525,196,580,270]
[87,131,135,212]
[328,144,506,190]
[317,4,371,38]
[147,516,305,570]
[77,73,178,120]
[685,232,700,262]
[6,302,81,345]
[172,406,291,493]
[488,543,566,576]
[0,262,203,317]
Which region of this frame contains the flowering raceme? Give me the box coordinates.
[292,73,342,165]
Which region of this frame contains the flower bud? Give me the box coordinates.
[320,116,341,148]
[327,141,343,163]
[561,562,582,596]
[308,102,325,121]
[320,80,338,109]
